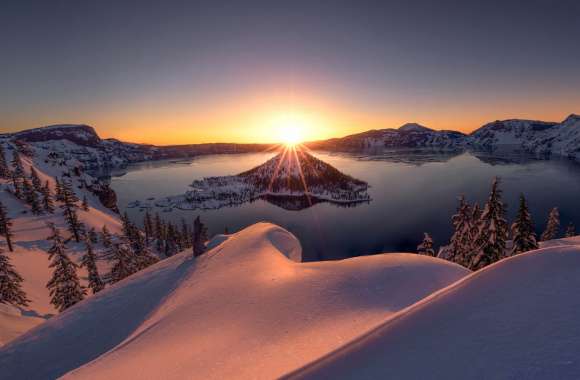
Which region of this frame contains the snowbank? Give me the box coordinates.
[289,246,580,379]
[0,223,468,379]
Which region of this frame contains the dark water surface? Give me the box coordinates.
[107,150,580,261]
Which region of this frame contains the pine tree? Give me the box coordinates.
[0,201,14,252]
[87,227,99,244]
[80,236,104,294]
[60,179,79,203]
[101,225,112,249]
[81,195,89,211]
[46,224,86,312]
[470,178,508,270]
[134,245,160,271]
[105,241,138,284]
[181,218,191,249]
[61,188,83,242]
[192,216,208,257]
[565,222,576,238]
[417,233,435,256]
[540,207,560,241]
[55,177,64,202]
[30,167,42,192]
[0,144,10,178]
[164,222,178,257]
[143,211,153,245]
[0,247,29,307]
[447,196,474,266]
[23,178,41,215]
[41,181,55,213]
[11,150,24,179]
[11,172,22,199]
[510,194,538,256]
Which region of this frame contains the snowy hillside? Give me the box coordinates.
[288,245,580,379]
[0,223,469,379]
[155,148,370,211]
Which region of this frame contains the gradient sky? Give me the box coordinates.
[1,0,579,144]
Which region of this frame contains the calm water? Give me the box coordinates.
[106,150,580,261]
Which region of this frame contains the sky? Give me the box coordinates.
[1,0,579,144]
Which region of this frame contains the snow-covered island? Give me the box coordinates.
[156,148,371,211]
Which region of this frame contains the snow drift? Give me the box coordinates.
[288,245,580,380]
[0,223,468,379]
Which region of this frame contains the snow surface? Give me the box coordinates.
[288,245,580,380]
[0,223,468,379]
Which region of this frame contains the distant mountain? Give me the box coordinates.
[1,124,270,169]
[155,148,370,211]
[306,114,580,160]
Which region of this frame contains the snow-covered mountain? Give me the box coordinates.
[1,124,270,169]
[154,148,370,211]
[306,114,580,160]
[289,242,580,379]
[0,223,469,379]
[307,123,466,151]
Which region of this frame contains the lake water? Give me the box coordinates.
[106,150,580,261]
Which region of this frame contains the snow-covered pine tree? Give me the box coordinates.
[143,211,153,245]
[41,181,55,213]
[565,222,576,238]
[60,179,79,203]
[154,214,165,253]
[23,178,41,215]
[0,201,14,252]
[180,218,191,249]
[417,233,435,256]
[46,224,86,312]
[0,247,29,307]
[61,188,83,242]
[101,225,112,249]
[30,167,42,192]
[11,172,22,199]
[134,245,160,271]
[10,150,24,179]
[54,177,64,202]
[448,196,473,266]
[106,241,138,284]
[192,215,208,257]
[469,177,508,270]
[80,235,104,294]
[540,207,560,241]
[510,194,538,256]
[164,222,178,257]
[0,144,10,178]
[81,195,89,211]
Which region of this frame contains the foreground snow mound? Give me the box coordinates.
[0,223,468,380]
[289,246,580,380]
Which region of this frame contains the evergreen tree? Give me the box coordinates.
[54,177,64,202]
[164,222,178,257]
[105,241,138,284]
[60,179,79,203]
[46,224,85,312]
[61,188,83,242]
[470,178,508,270]
[101,225,113,249]
[143,211,153,245]
[181,218,191,249]
[540,207,560,241]
[134,245,160,271]
[565,222,576,238]
[11,150,24,179]
[41,181,55,213]
[81,195,89,211]
[0,144,10,178]
[11,172,22,199]
[0,201,14,252]
[23,178,41,215]
[80,236,104,294]
[30,167,42,192]
[417,233,435,256]
[0,247,29,307]
[510,194,538,256]
[192,216,208,257]
[447,196,474,266]
[87,227,99,244]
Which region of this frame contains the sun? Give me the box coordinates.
[273,114,307,146]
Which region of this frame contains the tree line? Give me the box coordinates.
[417,177,573,270]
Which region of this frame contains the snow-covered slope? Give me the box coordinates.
[288,245,580,379]
[0,223,469,379]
